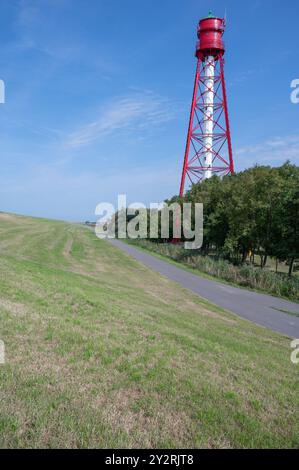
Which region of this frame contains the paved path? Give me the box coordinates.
[109,240,299,338]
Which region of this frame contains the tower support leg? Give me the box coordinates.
[179,60,201,198]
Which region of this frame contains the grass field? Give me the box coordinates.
[0,213,298,449]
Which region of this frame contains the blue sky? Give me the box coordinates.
[0,0,298,220]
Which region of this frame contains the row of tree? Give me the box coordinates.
[169,162,298,276]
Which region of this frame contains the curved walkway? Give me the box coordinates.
[109,239,299,338]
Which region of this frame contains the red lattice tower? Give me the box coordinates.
[179,12,234,196]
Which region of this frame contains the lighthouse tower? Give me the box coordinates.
[179,12,234,196]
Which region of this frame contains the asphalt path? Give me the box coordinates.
[109,239,299,338]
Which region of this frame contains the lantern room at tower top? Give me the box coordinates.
[196,12,225,59]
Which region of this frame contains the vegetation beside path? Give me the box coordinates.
[128,239,299,302]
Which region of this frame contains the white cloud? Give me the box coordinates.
[0,161,181,221]
[10,0,89,62]
[65,92,177,148]
[236,135,299,167]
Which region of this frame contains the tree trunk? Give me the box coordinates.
[288,257,295,277]
[263,255,268,268]
[275,258,278,274]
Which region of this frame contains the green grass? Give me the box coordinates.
[0,212,298,449]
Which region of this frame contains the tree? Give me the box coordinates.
[274,163,299,276]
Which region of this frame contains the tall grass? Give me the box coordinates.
[130,240,299,302]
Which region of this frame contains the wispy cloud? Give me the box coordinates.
[11,0,80,60]
[65,91,177,148]
[0,160,180,220]
[8,0,118,77]
[236,135,299,167]
[230,68,258,86]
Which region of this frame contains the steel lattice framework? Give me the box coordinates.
[180,15,234,197]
